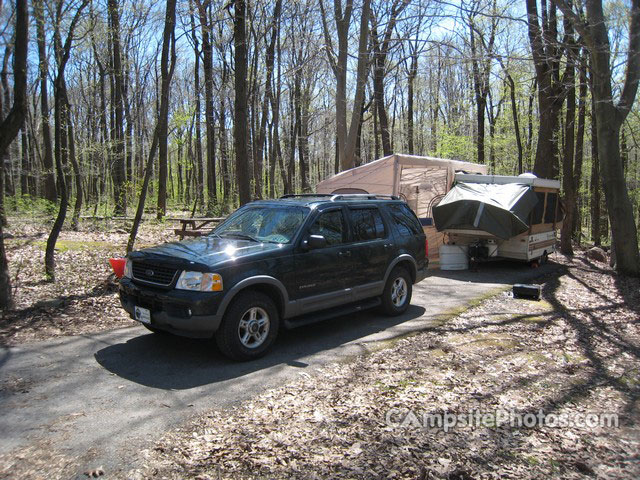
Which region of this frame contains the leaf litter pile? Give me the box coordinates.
[132,253,639,479]
[0,216,175,345]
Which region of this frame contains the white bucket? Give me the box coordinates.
[440,245,469,270]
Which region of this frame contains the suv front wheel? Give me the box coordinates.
[381,266,412,316]
[215,291,279,361]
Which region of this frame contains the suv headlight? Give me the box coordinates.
[176,271,223,292]
[123,259,133,279]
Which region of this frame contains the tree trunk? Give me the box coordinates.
[128,0,177,252]
[34,0,57,203]
[45,0,88,281]
[66,97,82,231]
[45,85,69,281]
[573,0,640,274]
[342,0,371,169]
[560,14,577,255]
[234,0,250,205]
[407,51,417,155]
[195,0,217,212]
[526,0,565,179]
[0,0,28,309]
[573,53,587,238]
[298,85,311,191]
[476,98,486,164]
[156,0,176,218]
[371,23,391,157]
[255,0,281,199]
[468,2,498,166]
[219,49,230,203]
[108,0,126,215]
[506,73,523,174]
[590,92,601,246]
[268,31,283,197]
[320,0,371,171]
[189,2,204,212]
[20,120,28,195]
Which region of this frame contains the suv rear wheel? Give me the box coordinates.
[215,291,279,361]
[381,266,412,316]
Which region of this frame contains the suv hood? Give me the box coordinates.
[129,236,286,268]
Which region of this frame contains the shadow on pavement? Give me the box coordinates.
[94,304,426,390]
[429,258,560,284]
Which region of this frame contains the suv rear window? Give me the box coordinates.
[349,208,386,241]
[387,204,422,236]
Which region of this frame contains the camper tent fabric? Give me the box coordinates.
[316,154,487,218]
[433,182,539,239]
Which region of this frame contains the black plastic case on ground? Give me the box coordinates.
[513,283,542,300]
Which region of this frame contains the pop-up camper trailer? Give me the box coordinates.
[433,173,563,267]
[315,154,488,266]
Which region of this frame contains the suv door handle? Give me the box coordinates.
[338,250,351,257]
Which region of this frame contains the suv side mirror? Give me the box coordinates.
[303,234,327,250]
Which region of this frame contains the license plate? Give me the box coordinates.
[134,306,151,324]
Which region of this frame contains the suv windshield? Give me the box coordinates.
[212,205,309,244]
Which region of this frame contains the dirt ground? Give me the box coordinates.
[127,253,640,480]
[0,216,176,345]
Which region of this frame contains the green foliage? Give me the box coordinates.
[8,195,58,217]
[437,129,474,162]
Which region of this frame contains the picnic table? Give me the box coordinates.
[170,217,226,239]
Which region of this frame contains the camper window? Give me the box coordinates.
[532,192,546,225]
[544,193,558,224]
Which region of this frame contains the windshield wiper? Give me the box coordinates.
[220,232,260,242]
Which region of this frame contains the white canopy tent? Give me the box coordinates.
[316,154,488,266]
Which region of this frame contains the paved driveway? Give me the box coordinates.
[0,261,558,477]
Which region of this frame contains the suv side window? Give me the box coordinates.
[349,208,386,241]
[308,209,346,246]
[387,204,422,236]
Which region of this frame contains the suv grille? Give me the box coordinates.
[132,262,179,286]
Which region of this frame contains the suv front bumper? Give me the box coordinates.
[119,278,224,338]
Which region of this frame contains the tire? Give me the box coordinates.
[215,291,279,361]
[381,267,412,316]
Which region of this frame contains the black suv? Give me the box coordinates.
[119,194,428,360]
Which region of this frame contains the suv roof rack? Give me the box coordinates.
[280,194,333,198]
[330,194,400,201]
[280,193,400,202]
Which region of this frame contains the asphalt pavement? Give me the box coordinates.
[0,260,559,477]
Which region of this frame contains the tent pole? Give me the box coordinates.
[392,154,398,196]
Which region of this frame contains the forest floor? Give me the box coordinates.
[127,252,640,480]
[0,215,177,346]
